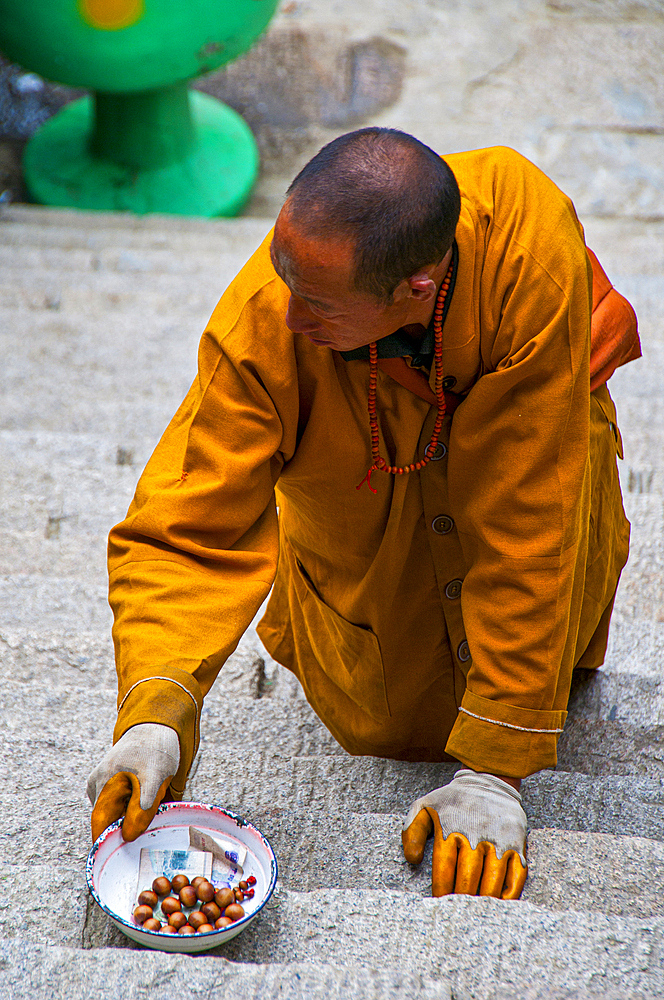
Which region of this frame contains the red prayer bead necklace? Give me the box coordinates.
[356,257,455,494]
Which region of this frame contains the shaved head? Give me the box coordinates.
[284,128,460,300]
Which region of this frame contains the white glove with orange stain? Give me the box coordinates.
[402,769,528,899]
[87,724,180,843]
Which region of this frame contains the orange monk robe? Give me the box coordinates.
[108,147,634,797]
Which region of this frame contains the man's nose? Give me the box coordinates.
[285,294,319,334]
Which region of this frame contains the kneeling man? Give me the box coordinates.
[88,128,639,900]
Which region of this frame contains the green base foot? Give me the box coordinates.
[24,92,259,217]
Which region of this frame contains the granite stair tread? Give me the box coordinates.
[1,200,662,999]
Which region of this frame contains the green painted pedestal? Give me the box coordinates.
[24,84,259,217]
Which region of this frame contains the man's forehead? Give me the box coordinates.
[272,207,354,274]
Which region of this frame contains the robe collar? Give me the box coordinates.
[338,241,458,373]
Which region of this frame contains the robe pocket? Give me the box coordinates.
[260,535,391,721]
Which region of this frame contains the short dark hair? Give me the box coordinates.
[285,128,461,300]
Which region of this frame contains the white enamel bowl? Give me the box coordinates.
[86,801,278,953]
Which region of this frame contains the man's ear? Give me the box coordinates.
[407,272,438,302]
[391,272,437,304]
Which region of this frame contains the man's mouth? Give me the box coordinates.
[303,333,334,346]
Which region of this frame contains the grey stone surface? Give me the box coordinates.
[0,628,116,686]
[262,819,664,919]
[0,192,661,998]
[3,864,664,995]
[523,828,664,919]
[0,202,272,241]
[8,668,664,770]
[188,756,664,843]
[602,616,664,678]
[0,315,200,437]
[0,627,274,700]
[0,576,112,632]
[601,346,664,401]
[78,888,664,998]
[0,943,453,1000]
[219,890,664,997]
[567,667,664,725]
[555,718,664,778]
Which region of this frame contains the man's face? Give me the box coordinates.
[270,207,413,352]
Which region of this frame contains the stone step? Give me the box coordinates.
[0,590,662,725]
[1,308,660,439]
[3,253,661,337]
[5,666,664,773]
[555,718,664,778]
[0,213,271,267]
[1,570,660,673]
[188,752,664,842]
[0,579,661,689]
[0,432,660,549]
[0,203,273,237]
[3,205,662,273]
[2,818,663,976]
[5,715,664,843]
[0,314,200,436]
[1,205,658,283]
[16,653,664,723]
[8,686,664,935]
[0,245,251,303]
[0,623,283,699]
[3,550,662,624]
[0,943,453,1000]
[4,881,663,999]
[2,768,664,990]
[607,349,663,401]
[2,430,661,519]
[164,888,664,998]
[1,207,661,315]
[0,575,113,632]
[602,614,664,679]
[566,666,664,725]
[2,415,660,467]
[0,272,223,319]
[2,510,660,608]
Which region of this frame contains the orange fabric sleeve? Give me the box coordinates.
[587,247,641,392]
[108,247,295,790]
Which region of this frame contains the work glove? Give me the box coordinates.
[402,769,528,899]
[87,723,180,843]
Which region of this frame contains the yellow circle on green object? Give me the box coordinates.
[79,0,144,31]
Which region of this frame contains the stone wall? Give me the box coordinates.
[0,0,662,217]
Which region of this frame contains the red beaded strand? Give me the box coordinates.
[356,259,454,493]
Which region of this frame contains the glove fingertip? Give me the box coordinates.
[124,775,173,842]
[501,853,528,900]
[402,808,433,865]
[431,832,461,897]
[90,772,134,843]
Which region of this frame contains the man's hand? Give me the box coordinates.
[402,769,527,899]
[87,723,180,843]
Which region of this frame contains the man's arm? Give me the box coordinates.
[91,238,298,836]
[443,160,596,778]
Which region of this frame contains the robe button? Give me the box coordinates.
[457,640,471,662]
[445,579,463,599]
[443,376,457,390]
[432,515,454,534]
[425,442,447,461]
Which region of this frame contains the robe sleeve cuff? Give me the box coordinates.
[113,665,203,799]
[445,690,567,778]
